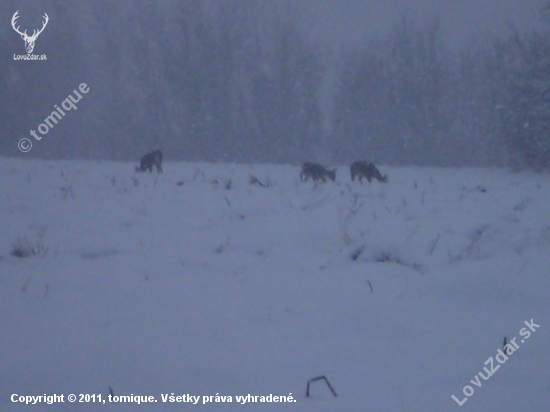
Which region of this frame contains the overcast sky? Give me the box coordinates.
[299,0,544,50]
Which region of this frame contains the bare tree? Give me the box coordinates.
[491,28,550,169]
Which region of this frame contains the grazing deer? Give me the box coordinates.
[136,150,163,173]
[350,161,388,183]
[11,11,49,54]
[300,162,336,182]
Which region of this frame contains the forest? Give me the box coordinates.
[1,0,549,169]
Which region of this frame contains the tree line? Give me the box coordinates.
[1,0,548,169]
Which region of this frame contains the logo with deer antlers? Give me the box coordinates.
[11,10,49,54]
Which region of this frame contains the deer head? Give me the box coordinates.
[11,11,49,54]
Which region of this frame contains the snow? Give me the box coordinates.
[1,158,549,411]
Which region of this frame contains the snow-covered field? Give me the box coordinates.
[1,158,549,411]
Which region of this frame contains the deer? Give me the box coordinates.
[300,162,336,182]
[350,161,388,183]
[135,150,163,174]
[11,11,49,54]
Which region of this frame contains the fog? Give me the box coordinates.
[1,0,548,168]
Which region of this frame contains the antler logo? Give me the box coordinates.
[11,10,49,54]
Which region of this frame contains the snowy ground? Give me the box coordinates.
[1,158,549,411]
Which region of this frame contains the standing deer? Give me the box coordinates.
[300,162,336,182]
[136,150,163,174]
[11,11,49,54]
[350,161,388,183]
